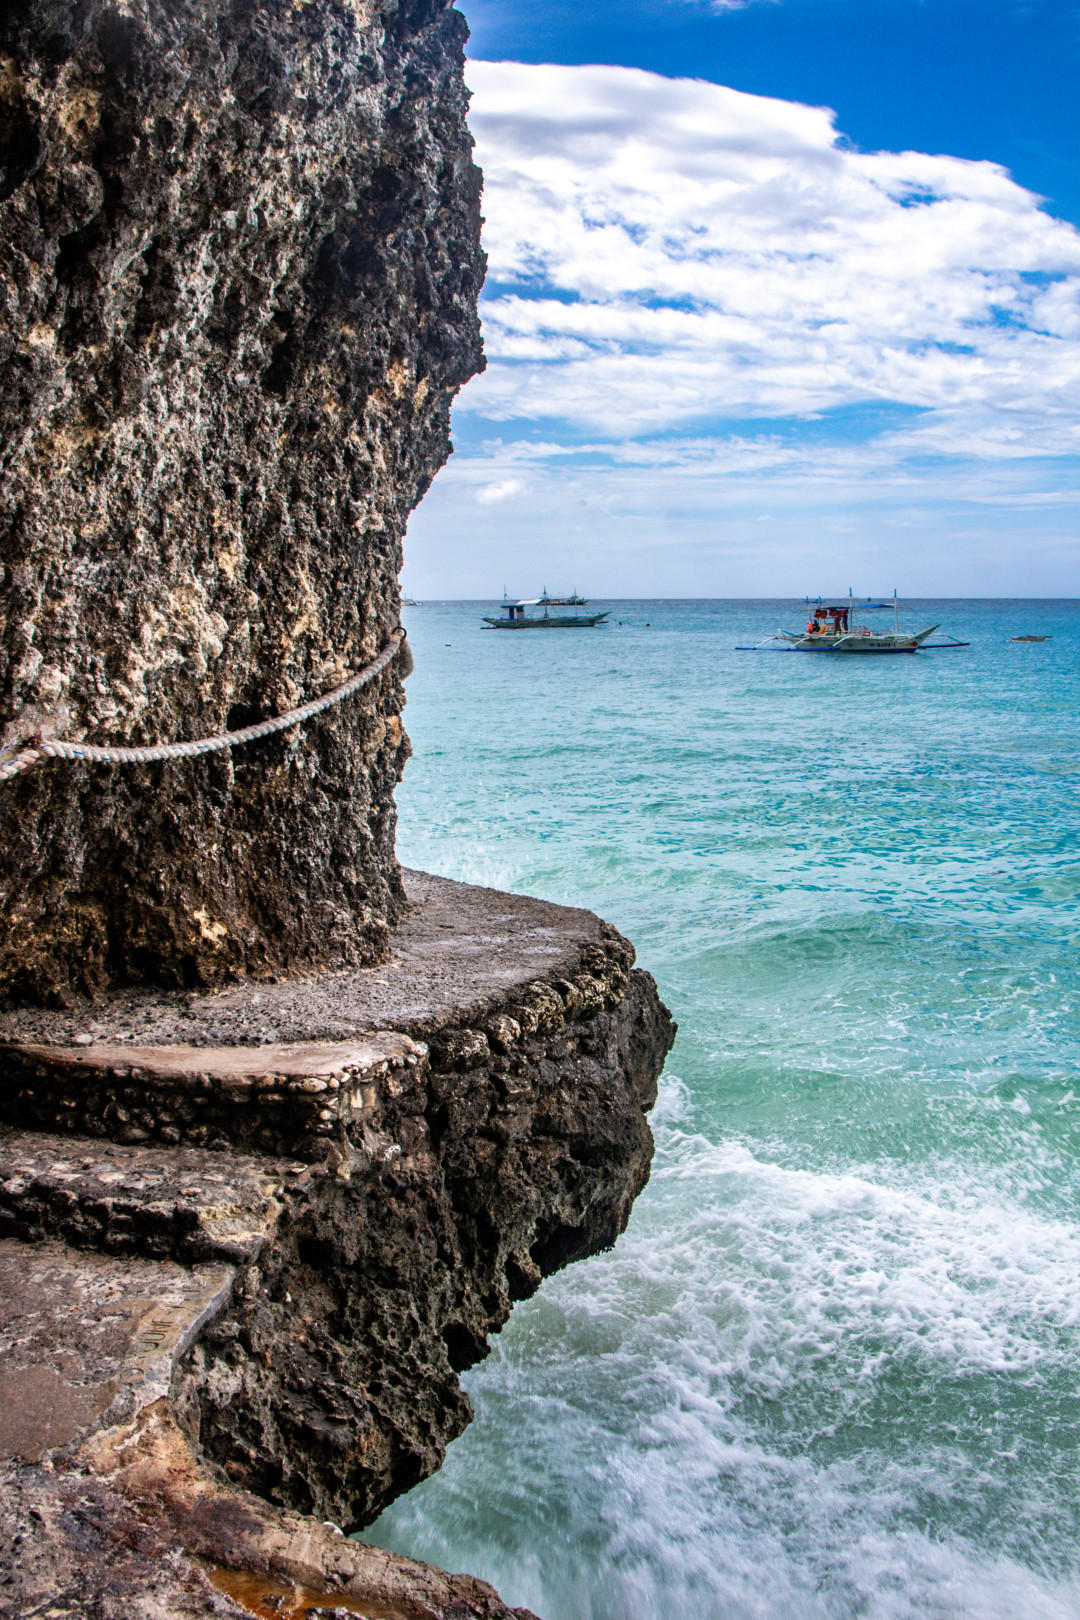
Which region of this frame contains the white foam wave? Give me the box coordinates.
[642,1121,1080,1376]
[369,1096,1080,1619]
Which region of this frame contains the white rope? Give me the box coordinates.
[0,629,405,786]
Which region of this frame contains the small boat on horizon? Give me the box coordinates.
[540,588,589,606]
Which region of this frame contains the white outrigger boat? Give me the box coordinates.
[746,593,963,655]
[482,592,609,629]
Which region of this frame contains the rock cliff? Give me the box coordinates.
[0,7,679,1616]
[0,0,484,1002]
[0,873,676,1530]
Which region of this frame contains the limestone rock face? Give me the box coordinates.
[0,0,484,1003]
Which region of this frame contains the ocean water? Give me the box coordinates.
[367,599,1080,1620]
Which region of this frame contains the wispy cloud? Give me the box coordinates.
[682,0,778,11]
[475,477,525,504]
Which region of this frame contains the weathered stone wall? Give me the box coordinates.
[0,0,484,1003]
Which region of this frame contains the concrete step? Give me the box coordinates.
[0,1237,234,1466]
[0,1127,289,1263]
[0,1032,426,1161]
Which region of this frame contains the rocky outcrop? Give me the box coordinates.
[0,873,675,1531]
[0,875,676,1615]
[0,0,484,1002]
[0,7,677,1615]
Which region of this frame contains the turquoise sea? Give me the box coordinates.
[369,599,1080,1620]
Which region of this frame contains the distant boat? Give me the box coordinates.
[483,595,609,629]
[540,588,589,606]
[742,593,966,654]
[1011,634,1051,642]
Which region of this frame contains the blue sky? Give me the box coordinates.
[465,0,1080,229]
[402,1,1080,598]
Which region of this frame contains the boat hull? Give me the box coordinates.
[778,625,940,654]
[807,638,918,654]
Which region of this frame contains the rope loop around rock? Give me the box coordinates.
[0,629,406,786]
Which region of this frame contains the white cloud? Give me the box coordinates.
[475,476,525,504]
[439,427,1080,501]
[461,61,1080,443]
[400,61,1080,596]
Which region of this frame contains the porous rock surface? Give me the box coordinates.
[0,0,484,1002]
[0,6,678,1614]
[0,873,676,1532]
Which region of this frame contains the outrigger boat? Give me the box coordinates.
[748,592,962,654]
[483,593,609,629]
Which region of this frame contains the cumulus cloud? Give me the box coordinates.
[461,61,1080,445]
[400,61,1080,595]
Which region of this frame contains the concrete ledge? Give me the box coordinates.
[0,1032,426,1160]
[0,870,614,1047]
[0,1128,289,1262]
[0,873,630,1165]
[0,1239,234,1465]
